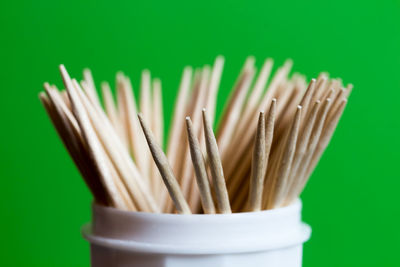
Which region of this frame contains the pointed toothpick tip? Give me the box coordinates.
[284,58,293,66]
[137,113,144,122]
[184,66,193,72]
[38,91,47,99]
[43,82,50,89]
[142,69,151,75]
[116,71,125,77]
[216,55,225,61]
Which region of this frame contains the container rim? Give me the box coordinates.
[91,198,302,218]
[82,199,311,255]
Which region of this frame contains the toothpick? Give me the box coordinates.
[202,109,231,213]
[139,70,152,181]
[59,64,127,210]
[247,111,266,211]
[60,89,71,110]
[151,78,164,196]
[101,81,129,149]
[312,73,328,102]
[206,56,225,125]
[44,84,81,137]
[299,79,316,122]
[286,100,321,200]
[140,69,153,127]
[138,113,191,214]
[264,98,277,173]
[165,68,202,212]
[291,98,332,200]
[167,67,192,169]
[117,75,149,182]
[101,82,121,133]
[180,67,210,198]
[73,79,158,212]
[82,68,102,109]
[186,117,216,214]
[327,88,345,122]
[217,67,255,155]
[268,105,302,208]
[115,74,129,148]
[228,60,291,168]
[217,57,255,138]
[152,78,164,147]
[239,58,273,122]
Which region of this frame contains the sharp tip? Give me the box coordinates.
[153,78,161,86]
[59,64,66,72]
[38,91,46,98]
[284,58,293,65]
[216,55,225,61]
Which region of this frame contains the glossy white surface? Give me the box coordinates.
[82,200,311,267]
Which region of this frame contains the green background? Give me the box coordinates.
[1,0,399,266]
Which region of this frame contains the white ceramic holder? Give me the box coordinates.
[82,200,311,267]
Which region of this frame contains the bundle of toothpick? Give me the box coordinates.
[39,56,351,214]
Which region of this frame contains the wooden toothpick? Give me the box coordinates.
[247,111,266,211]
[82,68,102,109]
[202,109,231,213]
[138,113,191,214]
[167,67,193,173]
[285,100,320,203]
[73,78,158,212]
[186,117,216,214]
[292,98,332,199]
[268,105,302,208]
[59,64,127,210]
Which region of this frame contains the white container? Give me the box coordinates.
[82,200,311,267]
